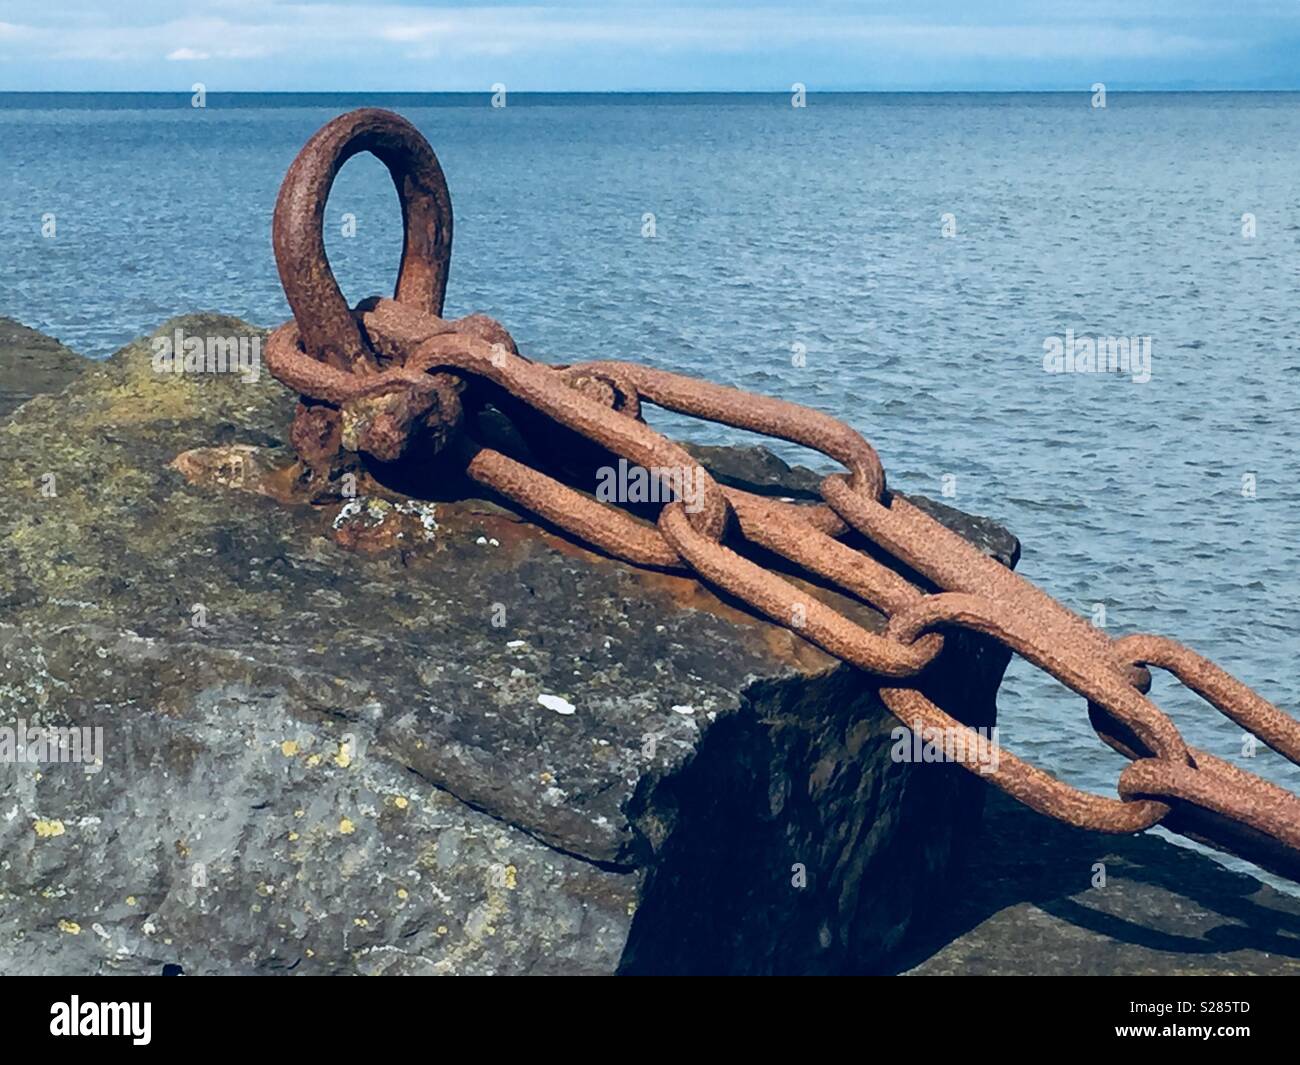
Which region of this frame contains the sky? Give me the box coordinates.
[1,1,1298,92]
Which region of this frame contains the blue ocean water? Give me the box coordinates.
[2,92,1298,883]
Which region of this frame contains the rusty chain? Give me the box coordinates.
[265,108,1300,881]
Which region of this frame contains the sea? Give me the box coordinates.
[2,91,1298,887]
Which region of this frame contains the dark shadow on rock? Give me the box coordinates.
[883,783,1300,975]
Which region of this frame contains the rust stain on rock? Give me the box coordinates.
[171,445,309,505]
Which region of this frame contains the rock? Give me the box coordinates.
[0,316,88,420]
[893,787,1300,975]
[0,313,1016,975]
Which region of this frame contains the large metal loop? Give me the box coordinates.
[1120,753,1300,880]
[571,359,886,536]
[1112,633,1300,765]
[659,502,943,677]
[882,592,1182,832]
[272,108,453,372]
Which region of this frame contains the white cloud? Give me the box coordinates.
[0,2,1285,89]
[0,4,1234,64]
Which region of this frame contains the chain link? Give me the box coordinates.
[266,108,1300,882]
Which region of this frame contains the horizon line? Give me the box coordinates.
[3,87,1300,95]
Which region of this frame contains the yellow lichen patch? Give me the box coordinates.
[5,515,100,599]
[126,896,137,907]
[280,740,300,757]
[396,888,409,900]
[57,919,81,935]
[393,796,409,810]
[79,356,200,428]
[33,819,66,838]
[288,831,299,842]
[539,771,555,785]
[353,917,369,928]
[333,742,353,769]
[306,755,322,768]
[338,817,356,835]
[504,865,518,890]
[294,809,305,818]
[436,925,448,936]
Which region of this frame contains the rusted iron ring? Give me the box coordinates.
[272,107,454,372]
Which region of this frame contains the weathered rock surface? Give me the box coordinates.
[0,316,87,419]
[0,313,1021,975]
[6,313,1297,977]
